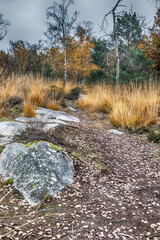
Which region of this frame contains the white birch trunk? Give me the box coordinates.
[113,9,120,93]
[64,46,67,88]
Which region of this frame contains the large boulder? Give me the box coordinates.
[0,142,74,205]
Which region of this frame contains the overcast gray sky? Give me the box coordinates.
[0,0,158,51]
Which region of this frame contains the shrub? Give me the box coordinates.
[8,95,23,107]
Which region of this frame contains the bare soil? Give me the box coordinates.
[0,109,159,240]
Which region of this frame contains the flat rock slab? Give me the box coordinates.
[0,136,13,145]
[0,109,79,146]
[36,108,80,123]
[68,107,76,112]
[0,122,26,136]
[0,142,74,205]
[16,117,68,125]
[108,129,123,135]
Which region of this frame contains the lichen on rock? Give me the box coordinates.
[0,141,74,205]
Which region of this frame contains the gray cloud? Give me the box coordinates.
[0,0,157,51]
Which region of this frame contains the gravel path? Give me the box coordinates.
[0,115,159,239]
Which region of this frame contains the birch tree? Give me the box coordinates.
[45,0,78,87]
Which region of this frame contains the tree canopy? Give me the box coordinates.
[139,8,160,72]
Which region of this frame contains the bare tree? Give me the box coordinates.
[0,13,10,41]
[45,0,78,87]
[102,0,124,92]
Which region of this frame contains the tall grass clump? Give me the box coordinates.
[0,75,78,116]
[77,84,115,113]
[46,101,60,111]
[53,79,77,94]
[78,82,160,129]
[23,102,36,118]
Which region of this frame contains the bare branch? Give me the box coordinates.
[0,13,10,41]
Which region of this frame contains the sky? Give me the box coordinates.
[0,0,158,51]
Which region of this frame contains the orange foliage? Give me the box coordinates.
[11,41,29,73]
[48,36,99,81]
[139,9,160,72]
[68,37,99,80]
[48,47,64,76]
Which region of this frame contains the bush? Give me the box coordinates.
[8,95,23,107]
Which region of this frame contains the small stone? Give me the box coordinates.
[145,232,151,236]
[82,225,88,228]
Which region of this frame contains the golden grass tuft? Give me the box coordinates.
[78,82,160,129]
[46,101,60,111]
[77,84,115,113]
[23,103,36,118]
[0,107,9,118]
[52,80,77,94]
[0,75,77,111]
[29,93,44,107]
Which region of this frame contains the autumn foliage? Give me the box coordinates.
[67,37,99,81]
[48,36,99,82]
[139,8,160,72]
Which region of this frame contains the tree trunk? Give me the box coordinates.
[64,46,67,88]
[113,9,120,93]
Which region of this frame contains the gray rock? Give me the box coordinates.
[0,142,26,176]
[16,117,68,125]
[0,142,74,205]
[68,107,76,112]
[43,123,60,131]
[0,136,13,145]
[36,107,80,123]
[0,122,26,136]
[108,129,123,135]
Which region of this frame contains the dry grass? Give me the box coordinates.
[53,80,77,94]
[0,107,9,118]
[0,75,77,103]
[46,101,60,111]
[78,84,115,113]
[78,83,160,128]
[23,103,36,118]
[0,75,77,117]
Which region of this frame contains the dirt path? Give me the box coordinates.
[0,111,159,239]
